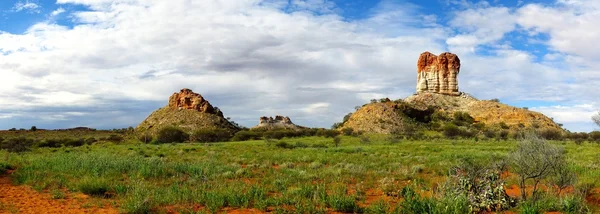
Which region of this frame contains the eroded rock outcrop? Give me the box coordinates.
[168,88,223,117]
[252,115,304,130]
[416,52,461,96]
[136,88,237,136]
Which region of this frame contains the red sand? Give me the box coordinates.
[0,171,118,214]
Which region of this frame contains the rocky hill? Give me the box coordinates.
[136,88,239,136]
[339,52,563,134]
[251,116,305,131]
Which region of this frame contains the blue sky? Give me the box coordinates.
[0,0,598,132]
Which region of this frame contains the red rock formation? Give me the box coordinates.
[416,52,461,96]
[168,88,223,117]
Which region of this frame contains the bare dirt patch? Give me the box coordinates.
[0,171,118,214]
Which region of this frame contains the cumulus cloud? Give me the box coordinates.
[0,0,446,129]
[0,0,598,132]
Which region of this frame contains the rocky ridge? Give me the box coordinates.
[252,115,305,130]
[136,89,238,136]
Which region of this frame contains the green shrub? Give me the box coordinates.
[539,128,563,140]
[275,141,295,149]
[498,130,509,140]
[484,130,496,139]
[341,127,354,136]
[231,130,262,141]
[137,133,153,143]
[0,137,34,153]
[445,159,515,212]
[452,111,474,126]
[327,193,362,213]
[315,129,340,138]
[190,129,232,143]
[443,124,461,138]
[333,136,341,147]
[0,162,13,174]
[156,127,189,143]
[560,196,589,213]
[499,122,509,129]
[263,129,299,140]
[399,186,438,214]
[510,134,565,200]
[589,131,600,142]
[77,177,112,198]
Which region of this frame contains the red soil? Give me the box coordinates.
[0,171,118,214]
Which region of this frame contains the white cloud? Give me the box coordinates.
[12,1,41,13]
[447,6,516,50]
[51,7,66,16]
[0,0,598,132]
[0,0,446,129]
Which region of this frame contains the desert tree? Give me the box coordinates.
[510,134,565,200]
[593,111,600,128]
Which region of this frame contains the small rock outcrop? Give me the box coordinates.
[168,88,223,117]
[416,52,461,96]
[136,89,238,136]
[252,115,305,130]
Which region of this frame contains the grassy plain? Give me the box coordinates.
[1,135,600,213]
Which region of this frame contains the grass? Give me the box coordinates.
[1,135,600,213]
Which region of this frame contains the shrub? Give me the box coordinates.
[498,130,509,140]
[444,159,515,212]
[453,111,474,126]
[589,131,600,142]
[399,187,438,213]
[484,130,496,139]
[137,133,153,143]
[105,134,123,143]
[499,122,509,129]
[333,136,341,147]
[510,134,566,200]
[538,129,563,140]
[359,136,370,144]
[275,141,295,149]
[190,129,232,143]
[263,129,298,140]
[231,130,262,141]
[443,124,461,138]
[30,126,37,131]
[341,127,354,136]
[77,177,112,198]
[155,127,189,144]
[1,137,34,153]
[315,129,340,138]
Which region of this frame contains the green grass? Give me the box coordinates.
[2,136,600,213]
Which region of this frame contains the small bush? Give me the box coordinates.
[106,134,124,143]
[333,136,341,147]
[589,131,600,142]
[0,137,34,153]
[77,177,112,198]
[275,141,295,149]
[156,127,189,144]
[484,130,496,139]
[315,129,340,138]
[190,129,232,143]
[499,122,509,129]
[341,127,354,136]
[137,133,153,143]
[443,124,461,138]
[231,130,262,141]
[498,130,509,140]
[539,129,563,140]
[453,111,474,126]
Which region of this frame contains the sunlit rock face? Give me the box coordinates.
[168,88,223,117]
[416,52,461,96]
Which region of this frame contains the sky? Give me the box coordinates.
[0,0,598,132]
